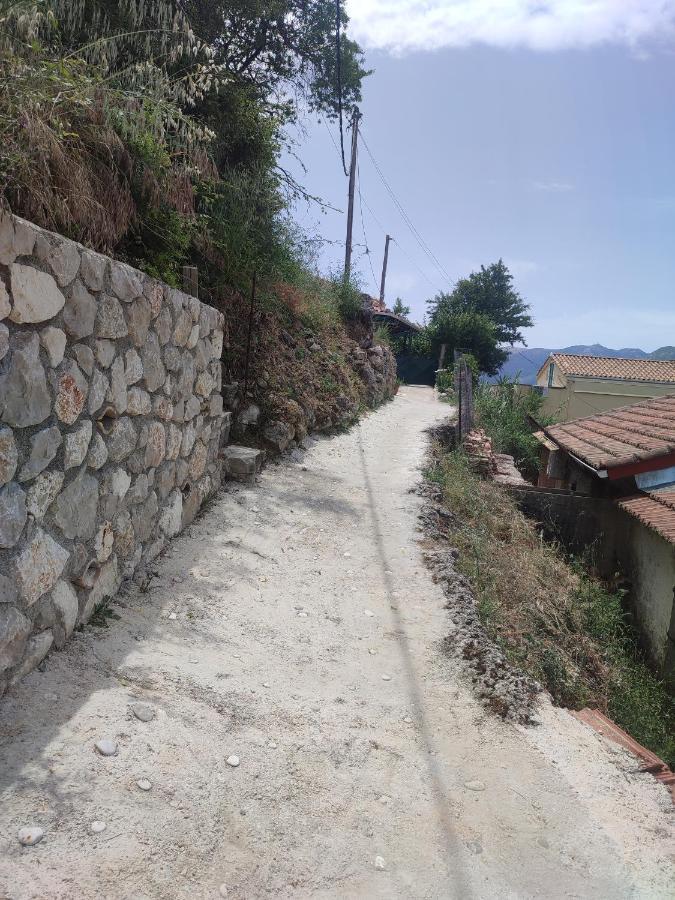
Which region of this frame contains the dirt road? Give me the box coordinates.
[1,386,673,899]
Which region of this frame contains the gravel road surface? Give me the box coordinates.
[1,386,673,899]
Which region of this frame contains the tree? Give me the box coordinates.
[392,297,410,317]
[427,309,506,376]
[427,259,532,346]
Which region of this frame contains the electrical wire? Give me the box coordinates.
[357,160,380,295]
[335,0,349,177]
[322,115,444,297]
[359,129,454,286]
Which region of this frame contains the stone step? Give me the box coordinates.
[222,445,263,480]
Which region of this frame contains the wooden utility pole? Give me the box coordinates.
[379,234,391,306]
[344,106,361,281]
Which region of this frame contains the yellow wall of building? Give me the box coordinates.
[539,377,675,423]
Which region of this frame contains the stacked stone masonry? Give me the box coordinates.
[0,212,230,695]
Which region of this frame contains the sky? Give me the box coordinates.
[283,0,675,351]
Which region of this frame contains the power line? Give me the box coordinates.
[392,237,441,293]
[359,129,454,286]
[357,160,380,295]
[322,115,443,297]
[334,0,349,177]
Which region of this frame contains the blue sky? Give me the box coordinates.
[284,1,675,351]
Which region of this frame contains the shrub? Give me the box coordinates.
[474,377,551,479]
[431,447,675,767]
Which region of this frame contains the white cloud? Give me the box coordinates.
[346,1,675,54]
[532,180,574,193]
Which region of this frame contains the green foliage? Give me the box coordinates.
[0,0,369,297]
[373,324,391,347]
[428,259,533,346]
[435,368,454,394]
[425,260,533,376]
[575,576,675,767]
[392,297,410,317]
[474,377,549,479]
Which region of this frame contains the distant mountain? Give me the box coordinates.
[493,344,675,384]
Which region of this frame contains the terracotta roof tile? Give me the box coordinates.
[618,487,675,545]
[544,395,675,469]
[550,353,675,382]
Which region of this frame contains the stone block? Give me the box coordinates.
[50,580,79,648]
[145,422,166,468]
[0,574,17,605]
[72,343,94,375]
[18,426,62,482]
[80,250,107,291]
[159,489,182,537]
[132,491,159,543]
[125,296,152,347]
[107,356,127,414]
[40,326,66,366]
[172,308,192,347]
[0,332,51,428]
[263,420,294,453]
[110,261,142,302]
[94,521,114,562]
[0,322,8,361]
[94,339,116,368]
[53,471,99,540]
[14,528,69,606]
[126,386,151,416]
[223,445,262,479]
[155,305,172,344]
[238,403,260,426]
[53,359,88,425]
[0,482,27,548]
[0,212,15,265]
[63,280,97,338]
[0,281,10,320]
[25,471,63,519]
[0,426,18,485]
[141,332,166,392]
[105,417,137,462]
[112,510,135,558]
[124,348,143,385]
[9,264,65,323]
[95,293,128,339]
[87,432,108,470]
[63,420,92,470]
[46,240,80,286]
[0,607,31,672]
[88,368,108,415]
[144,279,163,317]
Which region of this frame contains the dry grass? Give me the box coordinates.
[430,449,675,765]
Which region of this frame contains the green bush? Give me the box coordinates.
[474,377,551,479]
[373,324,391,347]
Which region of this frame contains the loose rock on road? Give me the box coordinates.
[0,386,673,898]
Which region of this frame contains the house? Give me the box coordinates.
[532,395,675,680]
[535,353,675,423]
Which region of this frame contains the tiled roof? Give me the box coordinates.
[549,353,675,383]
[544,395,675,470]
[619,487,675,545]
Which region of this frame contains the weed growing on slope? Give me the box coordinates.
[433,448,675,766]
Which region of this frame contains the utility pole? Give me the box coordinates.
[379,234,391,306]
[344,106,361,281]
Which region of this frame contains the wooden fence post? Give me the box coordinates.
[182,265,199,299]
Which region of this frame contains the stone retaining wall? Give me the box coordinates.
[0,212,229,695]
